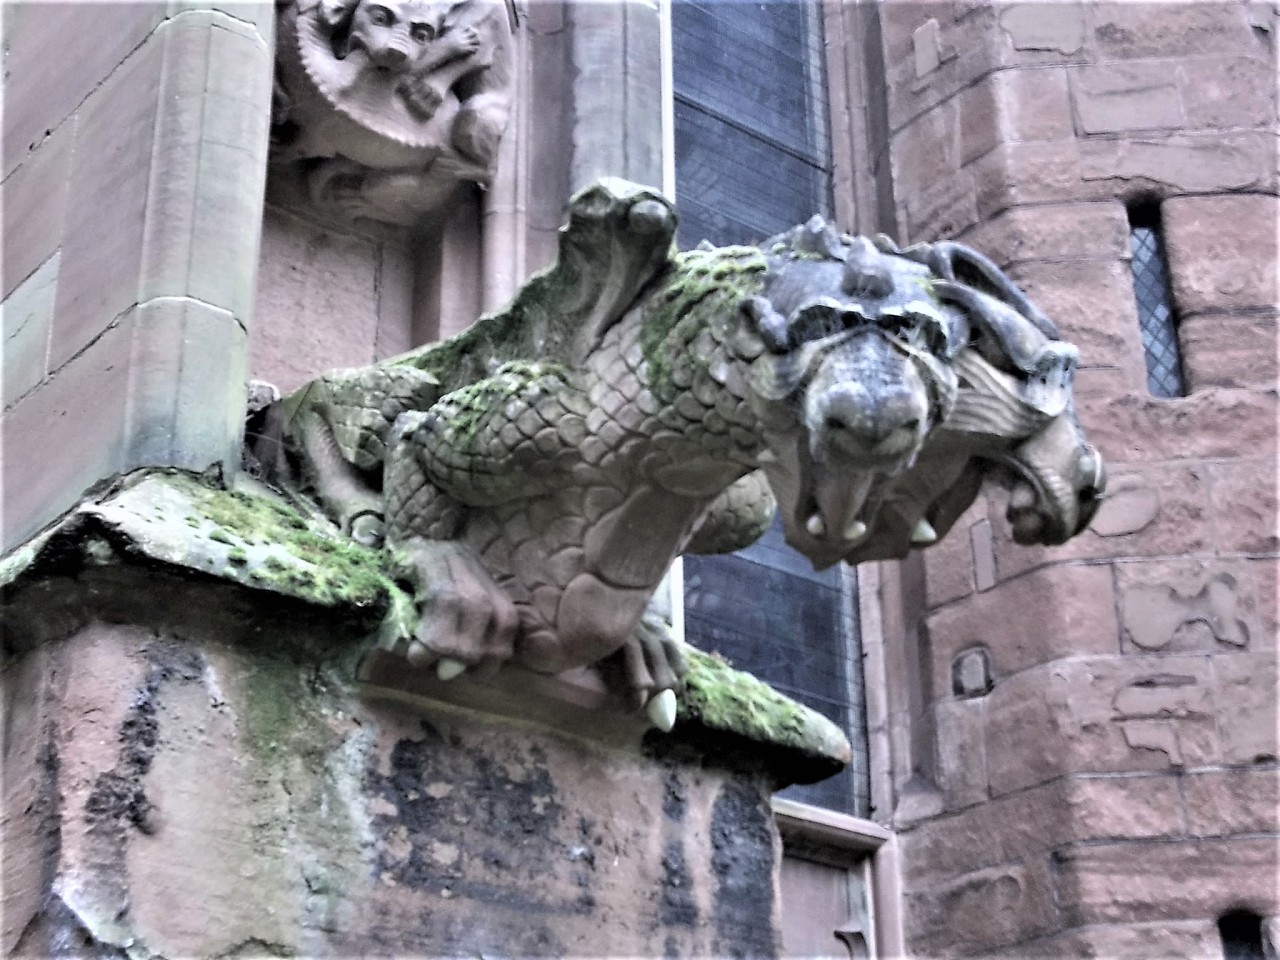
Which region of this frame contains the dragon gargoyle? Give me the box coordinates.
[263,179,1105,729]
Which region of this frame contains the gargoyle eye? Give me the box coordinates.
[367,4,393,25]
[410,23,434,42]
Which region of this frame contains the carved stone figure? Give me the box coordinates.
[265,179,1105,727]
[271,0,515,227]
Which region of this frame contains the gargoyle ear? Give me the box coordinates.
[318,0,356,31]
[736,295,789,357]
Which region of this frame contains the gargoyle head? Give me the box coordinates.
[337,0,442,72]
[734,218,1105,569]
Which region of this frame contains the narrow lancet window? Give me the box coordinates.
[1128,202,1186,397]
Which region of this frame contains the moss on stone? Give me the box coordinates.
[678,647,850,763]
[639,247,766,400]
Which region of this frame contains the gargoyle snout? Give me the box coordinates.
[810,379,928,462]
[373,41,411,68]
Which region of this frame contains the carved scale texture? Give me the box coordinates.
[381,246,773,651]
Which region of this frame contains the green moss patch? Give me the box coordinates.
[678,647,850,766]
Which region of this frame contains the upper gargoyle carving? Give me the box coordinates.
[270,0,515,227]
[260,179,1105,727]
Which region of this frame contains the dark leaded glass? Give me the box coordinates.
[671,0,832,249]
[1130,222,1185,398]
[672,0,869,816]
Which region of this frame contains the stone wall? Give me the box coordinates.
[4,620,784,958]
[1,2,274,551]
[860,1,1279,955]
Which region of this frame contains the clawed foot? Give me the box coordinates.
[616,608,688,732]
[384,537,517,681]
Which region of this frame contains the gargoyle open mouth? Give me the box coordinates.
[998,418,1106,545]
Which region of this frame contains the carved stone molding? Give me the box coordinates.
[270,0,516,228]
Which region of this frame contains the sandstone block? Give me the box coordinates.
[922,501,984,607]
[1053,837,1278,925]
[1090,2,1260,60]
[934,697,988,809]
[250,208,381,393]
[1180,310,1280,391]
[1069,62,1186,135]
[990,920,1220,959]
[970,518,997,592]
[3,615,788,959]
[883,6,1004,134]
[899,771,1187,893]
[959,202,1130,268]
[902,169,981,243]
[1178,55,1279,130]
[992,461,1212,581]
[1184,768,1280,836]
[971,140,1085,219]
[48,29,162,369]
[1076,387,1278,464]
[1,3,165,177]
[1213,651,1279,765]
[1005,258,1145,374]
[925,563,1119,702]
[1080,131,1274,194]
[1164,194,1279,317]
[1209,457,1279,556]
[1064,774,1186,842]
[1,121,72,301]
[998,3,1085,56]
[375,244,416,360]
[1116,558,1258,654]
[890,96,962,202]
[1,320,130,551]
[119,298,247,473]
[899,781,1071,888]
[985,655,1220,795]
[996,66,1075,142]
[904,856,1058,956]
[2,253,58,408]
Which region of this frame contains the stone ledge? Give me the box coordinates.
[2,468,851,789]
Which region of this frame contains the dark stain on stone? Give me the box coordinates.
[663,933,681,960]
[662,768,687,823]
[363,721,578,954]
[710,779,777,959]
[658,840,698,928]
[10,894,131,959]
[84,642,204,837]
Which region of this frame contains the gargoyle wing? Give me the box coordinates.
[388,179,677,389]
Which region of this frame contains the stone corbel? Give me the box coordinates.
[270,0,517,229]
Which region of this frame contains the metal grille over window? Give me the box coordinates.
[672,0,870,816]
[1129,209,1185,398]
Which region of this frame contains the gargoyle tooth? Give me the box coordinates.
[436,657,468,681]
[844,519,868,542]
[806,514,826,537]
[911,517,938,544]
[646,689,678,732]
[1010,482,1037,510]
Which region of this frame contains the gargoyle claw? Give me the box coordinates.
[436,657,468,681]
[646,689,678,732]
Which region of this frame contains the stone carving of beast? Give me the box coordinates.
[267,179,1105,728]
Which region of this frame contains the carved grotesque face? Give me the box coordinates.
[346,0,438,72]
[739,220,1104,570]
[740,230,961,569]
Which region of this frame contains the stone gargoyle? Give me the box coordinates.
[257,179,1105,729]
[271,0,515,227]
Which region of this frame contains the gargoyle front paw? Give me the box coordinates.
[618,609,689,732]
[388,537,518,680]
